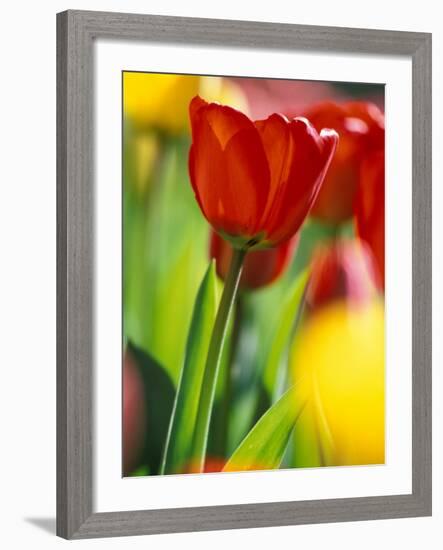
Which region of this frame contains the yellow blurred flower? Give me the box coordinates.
[291,299,385,466]
[123,72,248,135]
[123,125,161,196]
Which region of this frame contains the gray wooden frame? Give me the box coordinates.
[57,9,432,539]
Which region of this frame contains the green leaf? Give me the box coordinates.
[128,464,150,477]
[124,137,210,385]
[263,269,309,401]
[161,262,218,474]
[291,401,324,468]
[191,249,246,472]
[127,342,175,475]
[223,387,304,472]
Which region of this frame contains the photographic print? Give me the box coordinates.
[122,71,385,477]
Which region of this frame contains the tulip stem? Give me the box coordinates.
[192,247,246,472]
[222,296,243,454]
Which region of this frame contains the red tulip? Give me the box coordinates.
[123,350,147,475]
[306,240,379,311]
[304,101,384,224]
[210,230,298,290]
[354,150,385,289]
[189,96,338,249]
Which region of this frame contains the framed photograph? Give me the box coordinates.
[57,10,432,539]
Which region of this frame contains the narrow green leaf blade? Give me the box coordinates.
[223,387,303,472]
[161,262,218,474]
[291,401,324,468]
[263,270,309,401]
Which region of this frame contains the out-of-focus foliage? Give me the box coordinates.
[124,342,175,475]
[262,269,309,402]
[123,349,147,475]
[124,138,210,386]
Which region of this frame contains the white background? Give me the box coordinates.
[0,0,440,548]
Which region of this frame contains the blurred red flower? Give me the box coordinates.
[304,101,384,224]
[210,230,298,290]
[354,150,385,289]
[123,350,147,475]
[231,77,340,120]
[306,240,380,312]
[184,457,226,474]
[188,96,338,249]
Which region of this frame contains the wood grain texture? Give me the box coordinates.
[57,10,93,539]
[64,9,428,54]
[56,10,432,539]
[411,34,432,511]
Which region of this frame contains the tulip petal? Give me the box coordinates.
[189,114,232,232]
[189,97,270,237]
[190,95,255,149]
[222,127,270,236]
[304,101,347,131]
[320,128,340,168]
[188,144,205,214]
[204,102,255,149]
[189,95,207,120]
[265,119,338,244]
[345,101,385,132]
[305,100,384,222]
[255,114,293,221]
[354,150,385,288]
